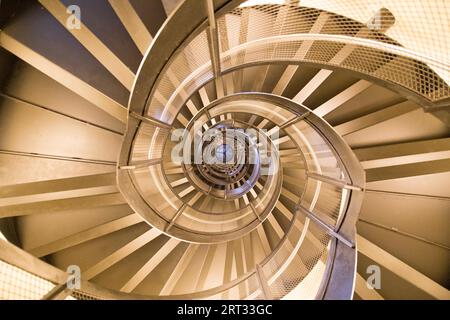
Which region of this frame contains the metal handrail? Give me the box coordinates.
[0,0,365,301]
[116,0,366,300]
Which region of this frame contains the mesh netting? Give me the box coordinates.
[217,3,449,101]
[0,260,55,300]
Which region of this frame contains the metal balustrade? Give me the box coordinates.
[2,0,447,300]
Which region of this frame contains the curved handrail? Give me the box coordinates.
[116,0,367,300]
[0,0,367,301]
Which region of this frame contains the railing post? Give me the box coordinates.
[256,264,273,300]
[42,284,72,300]
[206,0,225,99]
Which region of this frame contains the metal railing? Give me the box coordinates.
[0,93,363,300]
[115,0,368,299]
[14,0,447,300]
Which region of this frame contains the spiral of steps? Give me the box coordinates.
[0,0,449,300]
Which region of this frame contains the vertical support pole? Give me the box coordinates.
[256,264,273,300]
[166,204,187,232]
[206,0,225,99]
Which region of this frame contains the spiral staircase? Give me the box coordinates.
[0,0,449,300]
